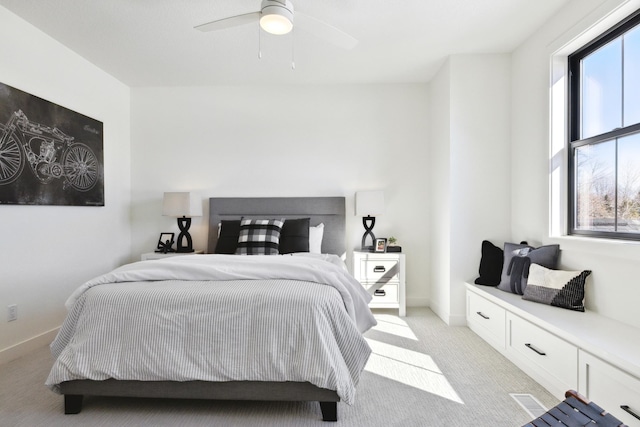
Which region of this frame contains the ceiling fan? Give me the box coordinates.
[195,0,358,50]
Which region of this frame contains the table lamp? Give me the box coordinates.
[355,190,385,251]
[162,192,202,253]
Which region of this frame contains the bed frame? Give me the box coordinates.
[59,196,347,422]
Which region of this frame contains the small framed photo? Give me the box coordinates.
[374,238,387,253]
[156,232,175,252]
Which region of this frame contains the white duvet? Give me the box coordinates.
[47,254,376,404]
[66,253,375,333]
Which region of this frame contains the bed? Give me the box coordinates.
[46,196,375,422]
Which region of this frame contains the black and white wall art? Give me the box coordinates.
[0,82,104,206]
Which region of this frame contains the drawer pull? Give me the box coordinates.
[476,311,490,320]
[621,405,640,421]
[374,289,386,297]
[373,266,386,273]
[524,343,546,356]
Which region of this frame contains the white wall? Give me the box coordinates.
[428,59,452,322]
[428,55,512,325]
[0,7,131,362]
[511,0,640,329]
[449,55,512,324]
[130,84,430,307]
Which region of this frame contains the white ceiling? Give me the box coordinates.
[0,0,570,87]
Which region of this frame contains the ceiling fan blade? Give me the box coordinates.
[295,13,358,49]
[195,11,261,32]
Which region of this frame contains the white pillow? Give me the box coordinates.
[309,223,324,254]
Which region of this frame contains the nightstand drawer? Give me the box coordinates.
[365,284,399,304]
[358,258,400,283]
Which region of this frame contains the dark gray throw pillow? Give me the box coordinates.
[279,218,310,254]
[497,243,560,295]
[474,240,504,286]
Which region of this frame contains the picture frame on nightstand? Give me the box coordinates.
[374,238,387,253]
[156,232,175,253]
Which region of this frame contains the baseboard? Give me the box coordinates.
[428,299,449,324]
[427,299,467,326]
[448,313,467,326]
[0,327,59,365]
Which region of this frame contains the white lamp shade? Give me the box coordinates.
[162,192,202,217]
[355,191,385,216]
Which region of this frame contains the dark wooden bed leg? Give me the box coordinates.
[319,401,337,422]
[64,394,83,414]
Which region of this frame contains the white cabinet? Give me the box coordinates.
[579,350,640,426]
[353,252,406,316]
[466,287,578,397]
[466,282,640,417]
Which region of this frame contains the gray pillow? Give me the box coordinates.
[497,243,560,295]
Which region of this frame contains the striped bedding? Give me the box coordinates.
[46,254,375,405]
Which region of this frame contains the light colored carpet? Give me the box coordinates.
[0,308,559,426]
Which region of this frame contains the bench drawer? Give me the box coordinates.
[507,312,577,394]
[579,350,640,426]
[467,291,506,350]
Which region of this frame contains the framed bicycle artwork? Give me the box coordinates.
[0,81,104,206]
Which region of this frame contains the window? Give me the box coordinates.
[568,9,640,239]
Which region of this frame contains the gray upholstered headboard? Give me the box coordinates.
[207,197,346,256]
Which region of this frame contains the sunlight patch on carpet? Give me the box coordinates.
[365,338,464,404]
[370,314,418,340]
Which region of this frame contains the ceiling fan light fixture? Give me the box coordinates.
[260,0,294,35]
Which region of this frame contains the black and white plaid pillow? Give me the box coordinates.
[235,219,284,255]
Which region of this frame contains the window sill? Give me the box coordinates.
[547,234,640,260]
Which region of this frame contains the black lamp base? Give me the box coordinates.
[176,216,195,253]
[361,216,376,251]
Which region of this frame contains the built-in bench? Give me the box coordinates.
[465,283,640,426]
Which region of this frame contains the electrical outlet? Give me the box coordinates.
[7,305,17,322]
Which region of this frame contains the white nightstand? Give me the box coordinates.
[352,251,406,316]
[141,250,203,261]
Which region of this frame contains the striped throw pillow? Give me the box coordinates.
[235,219,284,255]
